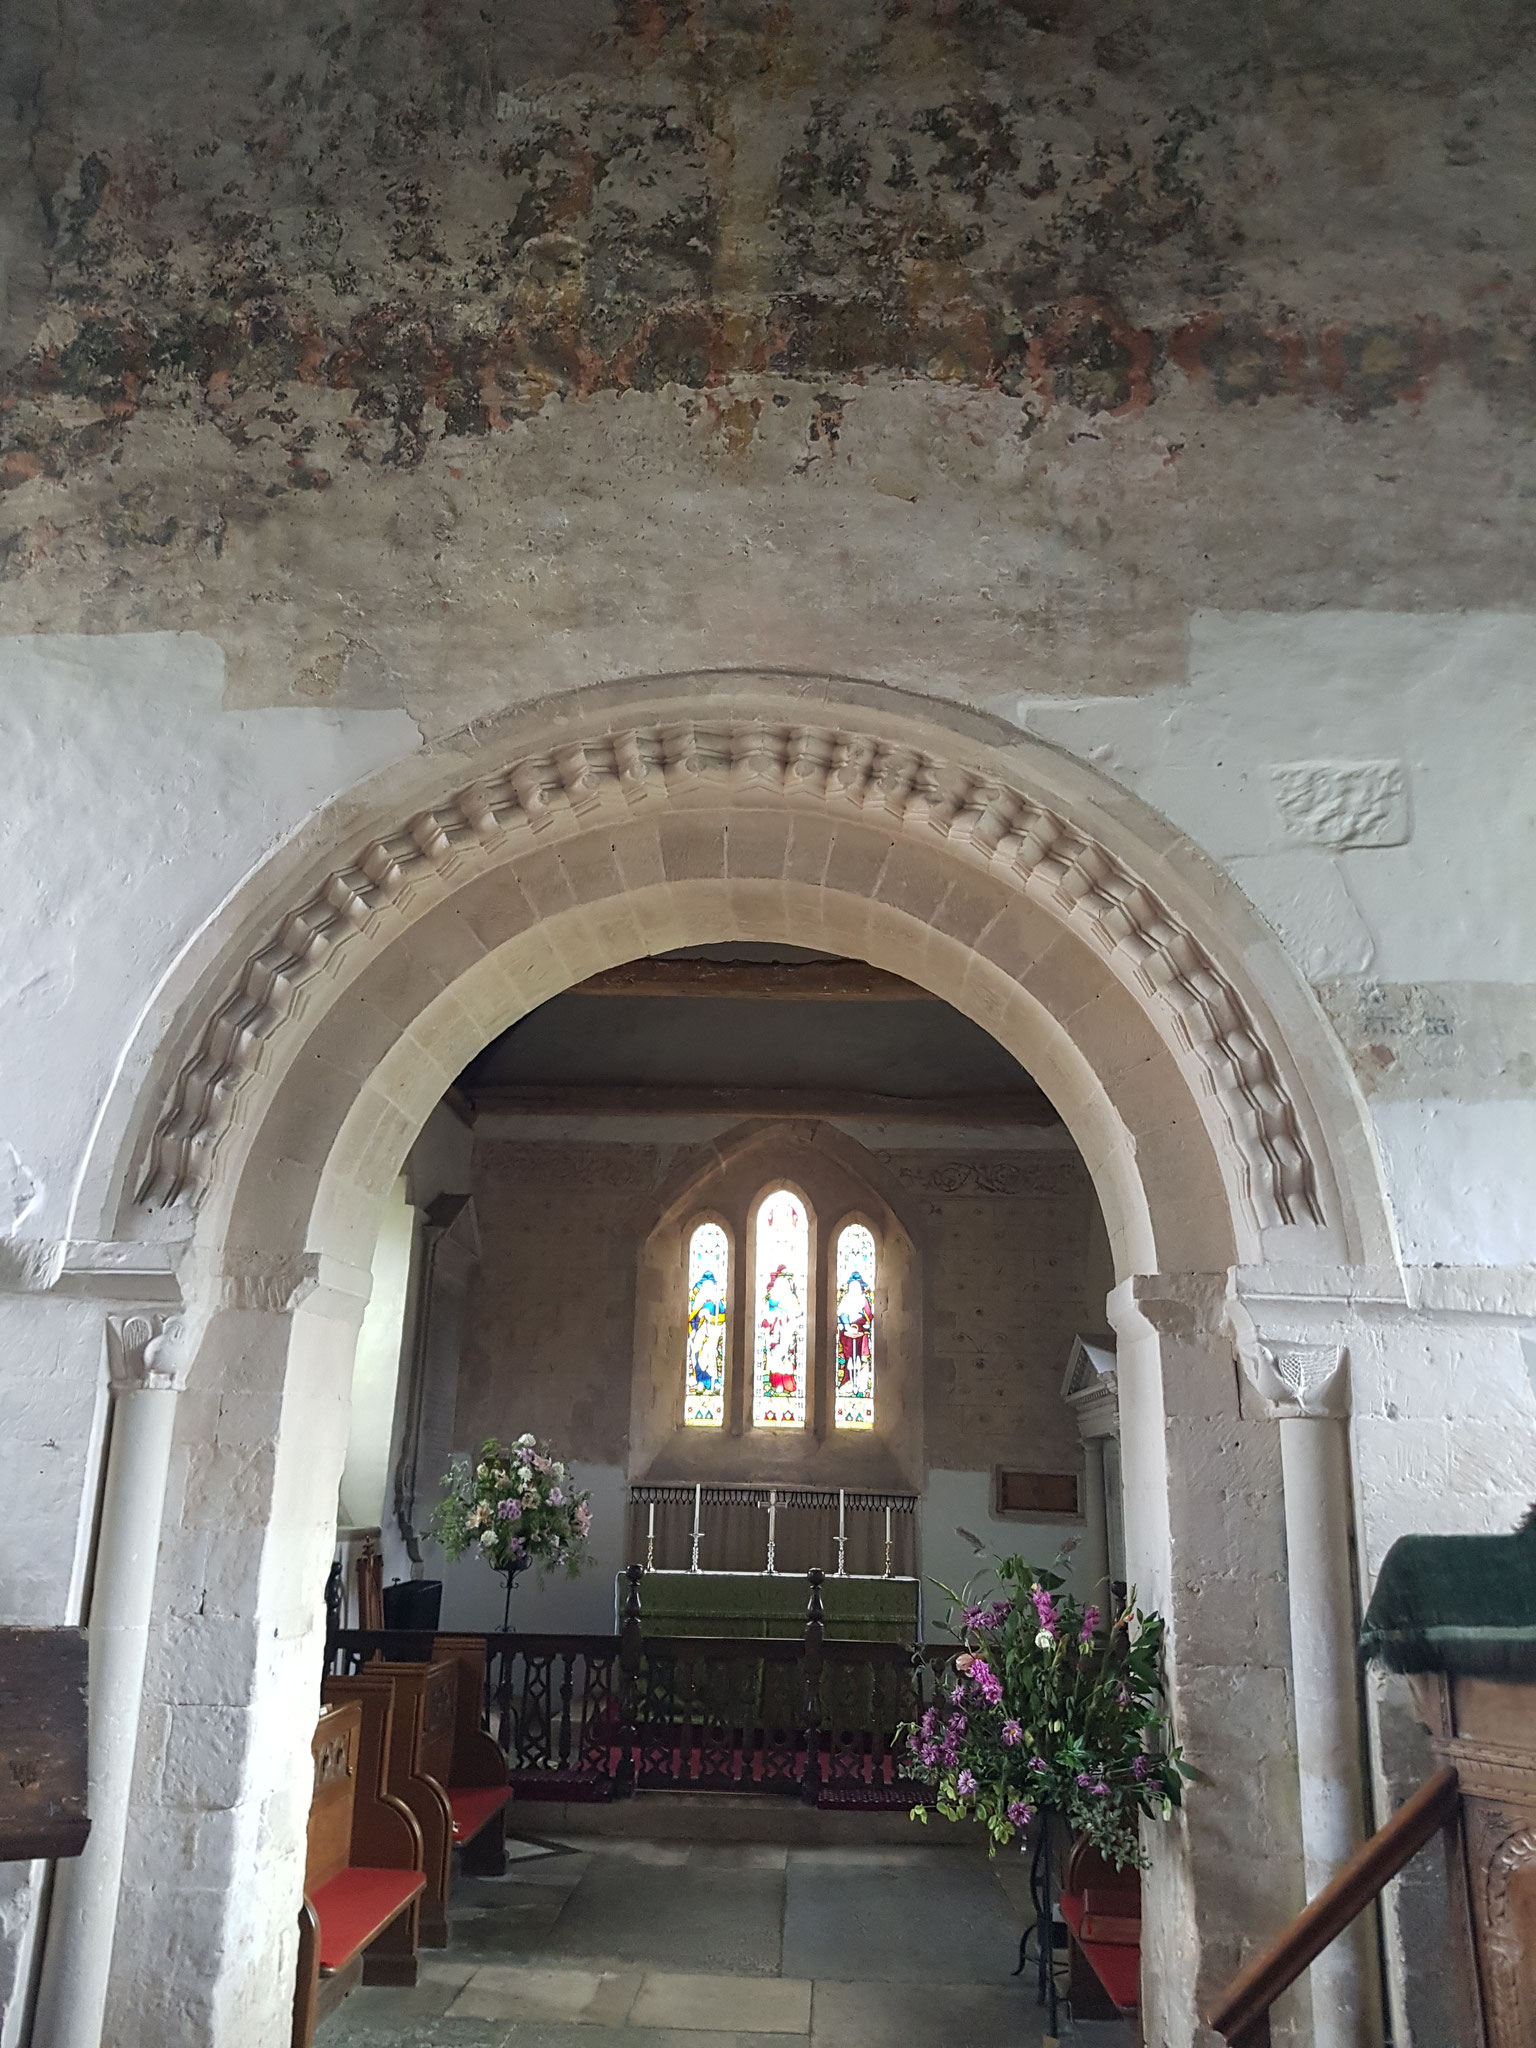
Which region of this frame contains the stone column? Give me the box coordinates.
[1107,1274,1303,2048]
[99,1255,370,2047]
[1239,1338,1380,2048]
[33,1312,187,2048]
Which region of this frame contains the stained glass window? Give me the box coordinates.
[834,1222,876,1429]
[684,1222,729,1427]
[753,1188,809,1428]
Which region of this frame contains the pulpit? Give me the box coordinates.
[1361,1516,1536,2047]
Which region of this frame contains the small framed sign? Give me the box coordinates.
[993,1468,1081,1521]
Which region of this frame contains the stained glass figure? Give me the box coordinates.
[834,1222,876,1429]
[753,1189,809,1428]
[684,1221,729,1427]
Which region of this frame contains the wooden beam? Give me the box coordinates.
[566,960,933,1000]
[463,1084,1060,1125]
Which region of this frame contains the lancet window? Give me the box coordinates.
[833,1222,876,1429]
[683,1221,729,1427]
[753,1188,809,1428]
[679,1186,879,1432]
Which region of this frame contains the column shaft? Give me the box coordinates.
[32,1383,179,2048]
[1279,1413,1381,2048]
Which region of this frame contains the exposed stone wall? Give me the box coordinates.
[455,1130,1108,1480]
[4,2,1536,709]
[456,1139,667,1463]
[887,1148,1112,1471]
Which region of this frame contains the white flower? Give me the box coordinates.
[480,1529,497,1549]
[1035,1631,1054,1651]
[517,1432,536,1447]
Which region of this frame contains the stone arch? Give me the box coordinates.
[55,676,1400,2048]
[78,677,1392,1281]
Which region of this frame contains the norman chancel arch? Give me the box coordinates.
[40,682,1406,2048]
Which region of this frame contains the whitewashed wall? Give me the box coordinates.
[1,615,1533,2045]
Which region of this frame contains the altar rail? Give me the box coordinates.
[327,1567,943,1805]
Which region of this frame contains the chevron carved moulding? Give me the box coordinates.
[140,720,1323,1231]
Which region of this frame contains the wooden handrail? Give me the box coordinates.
[1207,1765,1460,2046]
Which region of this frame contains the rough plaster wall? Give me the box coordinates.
[1021,611,1536,1270]
[4,2,1536,714]
[0,633,419,1620]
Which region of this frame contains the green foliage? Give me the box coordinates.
[902,1555,1189,1866]
[433,1434,592,1581]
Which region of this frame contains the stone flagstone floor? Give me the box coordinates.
[313,1833,1136,2048]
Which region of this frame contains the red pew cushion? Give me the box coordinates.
[1060,1891,1141,2010]
[311,1867,425,1973]
[448,1784,510,1844]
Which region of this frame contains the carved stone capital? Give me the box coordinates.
[106,1312,189,1392]
[1240,1340,1350,1420]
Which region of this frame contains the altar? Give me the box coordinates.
[613,1569,920,1643]
[623,1483,923,1642]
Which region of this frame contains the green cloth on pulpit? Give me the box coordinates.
[1359,1517,1536,1677]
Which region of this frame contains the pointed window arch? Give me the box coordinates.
[753,1188,809,1428]
[834,1221,876,1429]
[684,1220,729,1427]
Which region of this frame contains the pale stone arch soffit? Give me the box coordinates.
[90,678,1391,1274]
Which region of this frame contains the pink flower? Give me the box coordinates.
[1079,1606,1100,1642]
[1001,1719,1023,1747]
[1133,1755,1147,1781]
[1030,1586,1058,1638]
[549,1486,565,1506]
[949,1684,966,1705]
[497,1498,522,1521]
[968,1658,1004,1706]
[1029,1755,1048,1773]
[918,1742,939,1768]
[1006,1800,1033,1827]
[955,1769,978,1798]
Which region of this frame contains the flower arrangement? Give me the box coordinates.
[434,1435,593,1582]
[904,1555,1187,1866]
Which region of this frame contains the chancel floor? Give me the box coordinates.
[313,1833,1136,2048]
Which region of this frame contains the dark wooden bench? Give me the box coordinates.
[368,1645,512,1872]
[291,1698,426,2048]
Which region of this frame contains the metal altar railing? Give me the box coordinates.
[326,1566,942,1803]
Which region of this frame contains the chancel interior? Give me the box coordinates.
[343,944,1123,1642]
[4,5,1535,2047]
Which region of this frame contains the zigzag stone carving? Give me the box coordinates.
[140,720,1323,1229]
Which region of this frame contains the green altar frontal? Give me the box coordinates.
[1359,1518,1536,1678]
[620,1571,921,1643]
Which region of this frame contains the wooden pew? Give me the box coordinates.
[1058,1836,1141,2033]
[291,1699,426,2048]
[330,1663,455,1948]
[369,1643,512,1881]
